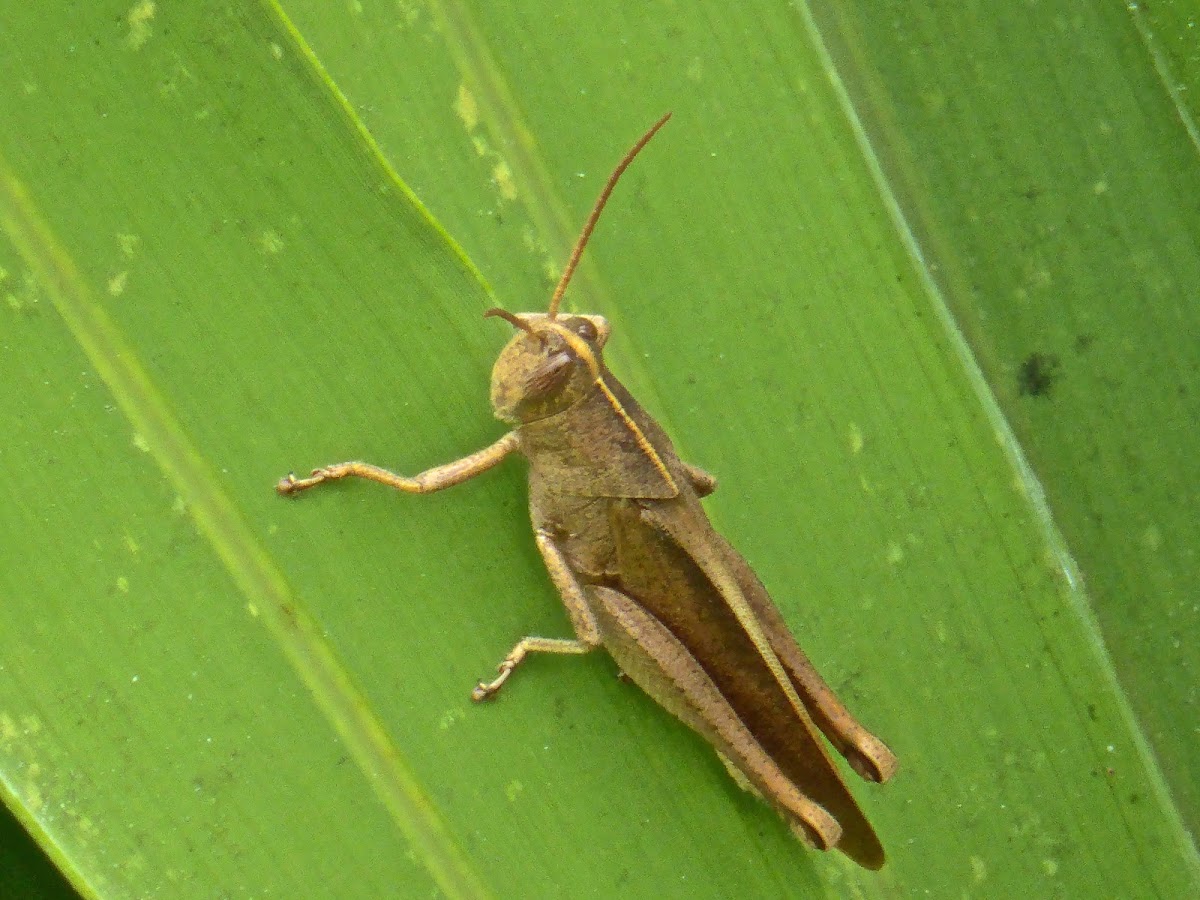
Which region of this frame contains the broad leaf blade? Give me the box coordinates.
[812,0,1200,845]
[1,1,1197,898]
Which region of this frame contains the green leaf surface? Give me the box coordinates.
[1,2,1196,898]
[811,0,1200,846]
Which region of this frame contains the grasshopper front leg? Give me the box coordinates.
[277,432,519,496]
[472,528,602,701]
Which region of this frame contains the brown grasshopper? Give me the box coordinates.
[278,113,897,868]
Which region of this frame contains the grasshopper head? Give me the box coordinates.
[480,113,669,425]
[486,310,610,424]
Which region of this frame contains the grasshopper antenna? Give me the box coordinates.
[483,307,533,332]
[546,112,672,320]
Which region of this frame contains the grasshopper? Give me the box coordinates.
[278,113,897,868]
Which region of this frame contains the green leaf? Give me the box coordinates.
[811,0,1200,851]
[1,1,1196,898]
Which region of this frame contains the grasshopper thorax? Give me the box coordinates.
[487,311,610,425]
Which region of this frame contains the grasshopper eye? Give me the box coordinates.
[573,319,598,342]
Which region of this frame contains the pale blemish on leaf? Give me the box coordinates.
[505,780,523,802]
[453,83,522,208]
[396,0,420,27]
[269,42,284,61]
[117,233,140,257]
[970,854,988,882]
[4,269,41,311]
[1141,526,1161,551]
[132,432,150,453]
[0,712,17,747]
[260,230,285,254]
[1011,472,1028,497]
[492,160,517,201]
[520,226,555,283]
[438,708,464,730]
[848,421,865,454]
[124,534,140,554]
[520,226,540,254]
[5,713,113,884]
[117,576,130,593]
[108,271,129,297]
[886,541,905,565]
[454,83,479,132]
[24,778,44,812]
[156,62,197,100]
[126,0,155,50]
[4,715,47,811]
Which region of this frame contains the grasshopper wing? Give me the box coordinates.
[606,497,888,869]
[586,582,843,851]
[705,531,898,785]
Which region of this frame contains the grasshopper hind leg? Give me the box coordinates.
[682,462,717,497]
[584,584,843,853]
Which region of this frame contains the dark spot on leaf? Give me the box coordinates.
[1018,352,1061,398]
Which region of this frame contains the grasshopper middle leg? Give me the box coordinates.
[472,528,602,701]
